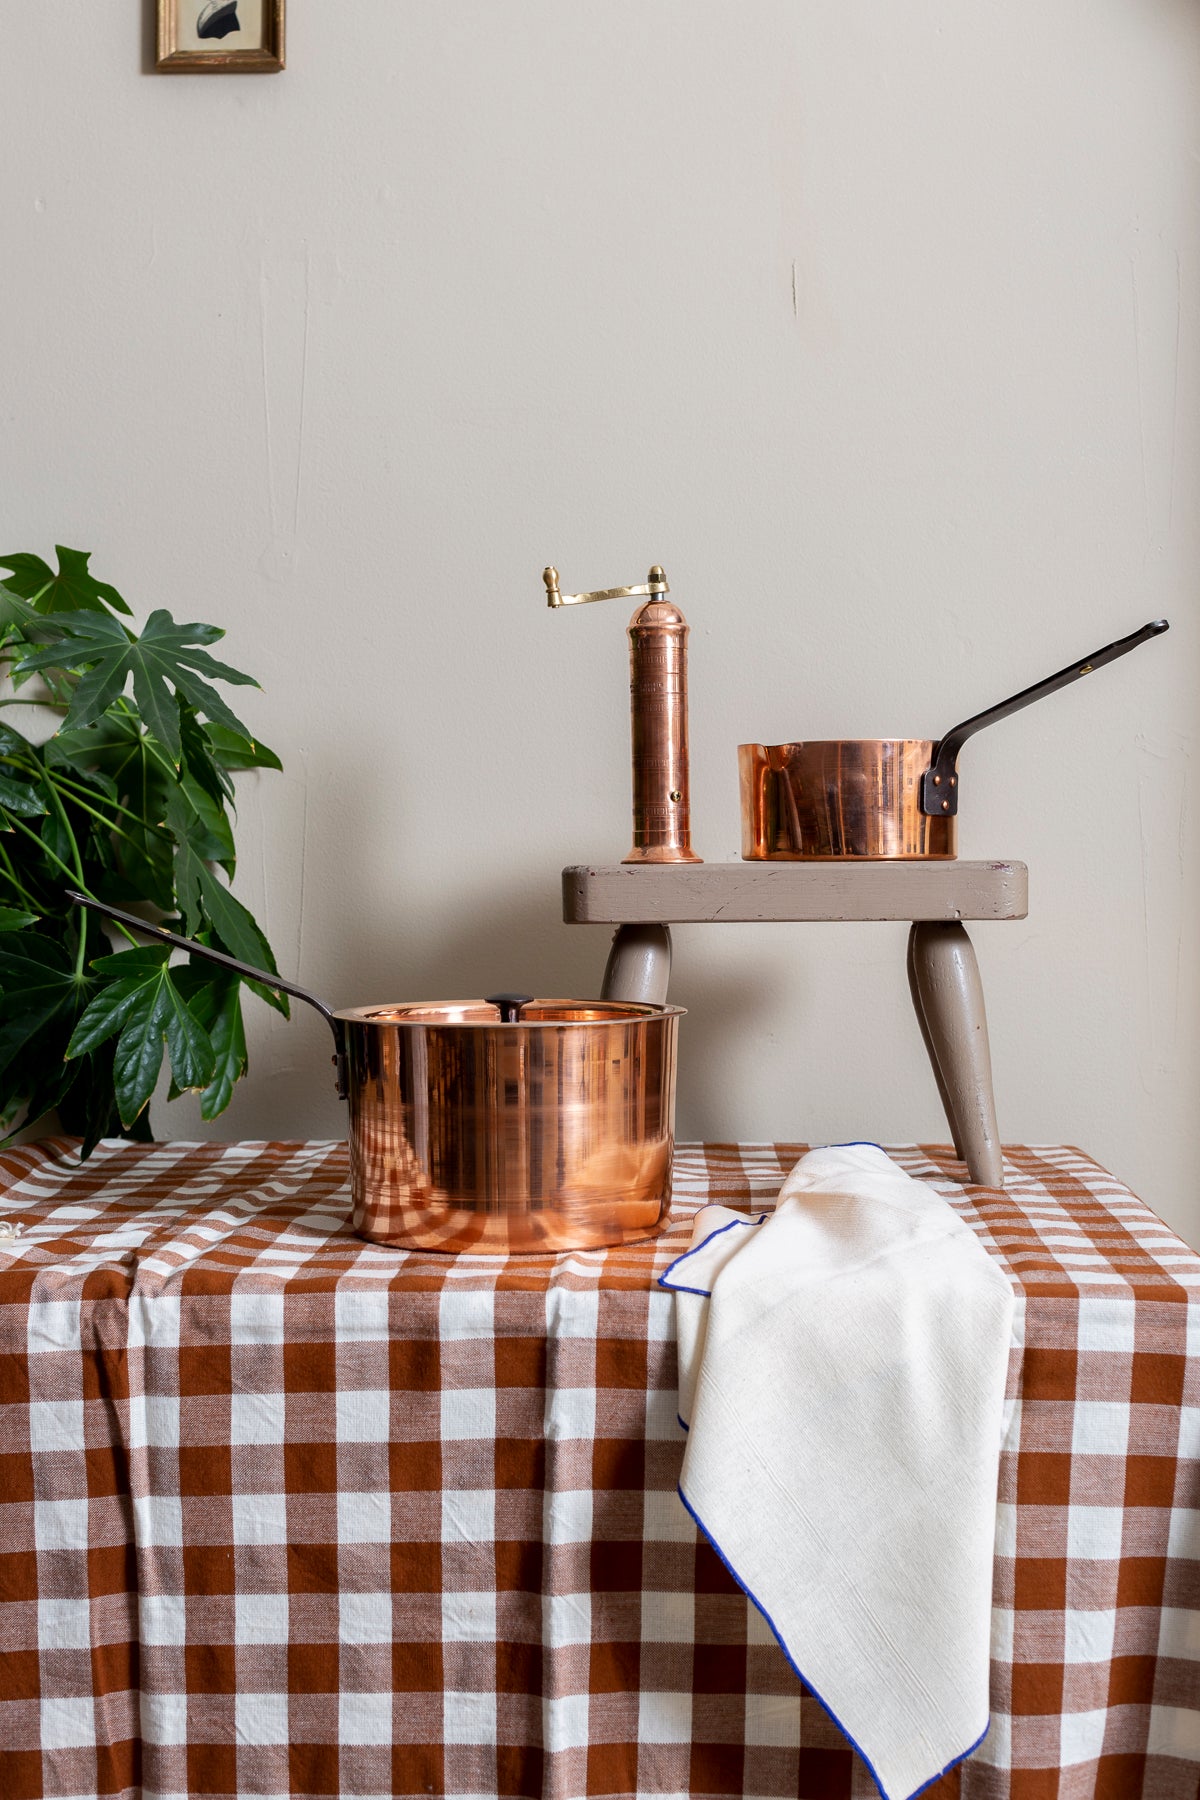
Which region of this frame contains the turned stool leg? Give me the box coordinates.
[906,925,964,1160]
[908,921,1003,1189]
[600,924,672,1005]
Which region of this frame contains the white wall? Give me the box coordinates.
[5,2,1198,1240]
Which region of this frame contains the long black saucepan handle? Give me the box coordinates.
[921,618,1170,816]
[66,888,348,1099]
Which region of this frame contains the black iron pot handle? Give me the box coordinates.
[66,889,348,1100]
[921,618,1169,817]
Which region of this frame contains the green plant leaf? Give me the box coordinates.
[71,765,118,804]
[16,609,259,768]
[44,711,175,909]
[165,967,219,1097]
[112,1013,166,1127]
[66,966,160,1057]
[87,944,171,980]
[177,772,236,869]
[0,551,282,1143]
[160,975,217,1091]
[205,722,283,773]
[0,1030,78,1141]
[110,983,213,1126]
[44,710,145,773]
[0,1012,43,1085]
[0,929,84,1011]
[197,979,247,1120]
[0,580,52,644]
[169,961,217,1012]
[171,829,288,1017]
[0,932,90,1074]
[179,731,239,866]
[0,547,132,616]
[0,772,48,820]
[69,943,215,1126]
[179,708,226,806]
[56,1041,121,1159]
[39,803,78,874]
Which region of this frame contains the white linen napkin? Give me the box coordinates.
[660,1143,1014,1800]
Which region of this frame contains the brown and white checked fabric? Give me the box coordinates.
[0,1137,1197,1800]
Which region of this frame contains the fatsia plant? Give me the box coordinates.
[0,546,286,1155]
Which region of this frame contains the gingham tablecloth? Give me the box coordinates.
[0,1139,1198,1800]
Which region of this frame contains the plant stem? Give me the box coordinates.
[0,823,139,952]
[37,785,89,978]
[39,774,167,854]
[112,701,177,782]
[57,794,149,857]
[0,756,41,788]
[0,841,41,912]
[43,771,172,836]
[40,776,86,882]
[5,812,85,889]
[0,757,146,893]
[0,760,165,862]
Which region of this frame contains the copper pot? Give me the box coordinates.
[339,998,680,1251]
[741,619,1168,860]
[68,896,682,1254]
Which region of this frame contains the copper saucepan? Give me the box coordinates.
[740,619,1169,860]
[67,892,683,1254]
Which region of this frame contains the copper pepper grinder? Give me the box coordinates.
[544,565,702,864]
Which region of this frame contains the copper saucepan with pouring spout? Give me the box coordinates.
[740,619,1169,860]
[67,892,683,1254]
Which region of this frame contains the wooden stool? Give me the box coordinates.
[562,861,1028,1189]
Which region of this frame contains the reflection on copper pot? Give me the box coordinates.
[341,999,683,1252]
[739,741,957,860]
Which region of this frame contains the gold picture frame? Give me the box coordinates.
[156,0,285,72]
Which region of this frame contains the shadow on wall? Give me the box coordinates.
[671,961,789,1140]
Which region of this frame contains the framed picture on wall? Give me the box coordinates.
[156,0,285,72]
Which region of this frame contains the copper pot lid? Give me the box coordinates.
[335,998,686,1025]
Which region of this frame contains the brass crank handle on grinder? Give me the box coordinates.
[542,566,668,607]
[921,618,1170,817]
[66,889,349,1100]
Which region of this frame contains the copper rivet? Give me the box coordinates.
[942,799,950,811]
[949,776,956,787]
[933,775,941,786]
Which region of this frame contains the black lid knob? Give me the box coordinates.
[485,992,534,1023]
